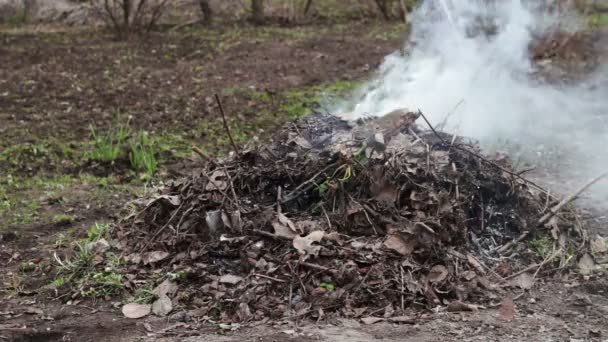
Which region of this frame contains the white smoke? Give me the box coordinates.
[342,0,608,206]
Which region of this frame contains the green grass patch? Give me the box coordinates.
[52,222,125,299]
[87,122,130,163]
[588,13,608,28]
[52,213,78,225]
[129,131,158,179]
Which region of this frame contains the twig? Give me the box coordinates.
[144,203,184,249]
[192,146,217,165]
[170,18,202,31]
[280,162,338,204]
[253,273,287,283]
[299,262,331,272]
[417,110,553,196]
[223,165,240,210]
[400,266,405,312]
[487,291,526,308]
[436,98,464,131]
[214,94,240,157]
[502,248,561,281]
[201,171,236,206]
[537,173,607,226]
[252,229,289,240]
[495,231,529,255]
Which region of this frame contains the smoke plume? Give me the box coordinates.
[342,0,608,206]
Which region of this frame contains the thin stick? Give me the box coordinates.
[417,110,553,197]
[537,173,607,226]
[502,248,561,281]
[143,203,184,250]
[192,146,216,165]
[223,165,240,210]
[214,94,240,157]
[253,273,287,283]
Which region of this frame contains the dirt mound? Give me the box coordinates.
[116,111,581,322]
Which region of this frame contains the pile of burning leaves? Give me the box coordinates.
[116,110,581,322]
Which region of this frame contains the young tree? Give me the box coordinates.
[251,0,264,24]
[92,0,169,38]
[198,0,212,23]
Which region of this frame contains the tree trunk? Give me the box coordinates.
[199,0,212,23]
[303,0,313,16]
[374,0,390,21]
[398,0,407,23]
[251,0,264,25]
[122,0,131,35]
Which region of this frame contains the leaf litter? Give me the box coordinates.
[112,110,587,323]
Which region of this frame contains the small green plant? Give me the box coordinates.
[7,10,27,26]
[87,222,111,241]
[52,213,78,225]
[87,121,130,162]
[52,222,124,298]
[529,233,553,259]
[134,287,158,304]
[129,131,158,177]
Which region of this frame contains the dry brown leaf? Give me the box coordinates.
[87,238,110,255]
[205,170,228,191]
[237,302,252,322]
[591,235,607,254]
[219,274,243,285]
[293,231,324,256]
[578,253,596,275]
[325,232,343,245]
[278,213,297,231]
[153,279,178,298]
[498,296,515,322]
[152,294,173,317]
[272,222,297,240]
[122,303,151,319]
[466,253,486,275]
[427,265,449,283]
[24,307,43,315]
[384,233,416,255]
[361,317,385,324]
[509,272,535,290]
[142,251,170,265]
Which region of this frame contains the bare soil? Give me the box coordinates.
[1,20,607,342]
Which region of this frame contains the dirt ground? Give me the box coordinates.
[1,16,608,342]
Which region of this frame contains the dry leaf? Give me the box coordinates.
[272,221,297,240]
[153,279,178,298]
[427,265,449,283]
[219,274,243,285]
[384,233,415,255]
[499,296,515,322]
[205,170,228,191]
[157,195,181,206]
[361,317,385,324]
[87,238,110,255]
[578,253,596,275]
[142,251,170,265]
[122,303,151,319]
[237,302,252,322]
[293,231,324,256]
[447,301,477,312]
[466,253,486,275]
[24,307,43,315]
[152,294,173,317]
[590,235,607,254]
[509,272,535,290]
